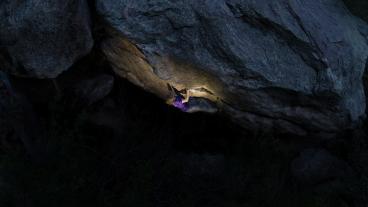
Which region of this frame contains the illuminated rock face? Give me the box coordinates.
[97,0,368,135]
[0,0,93,78]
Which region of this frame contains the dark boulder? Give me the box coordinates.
[291,149,353,186]
[0,0,93,78]
[71,74,114,107]
[97,0,368,135]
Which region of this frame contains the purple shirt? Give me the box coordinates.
[173,95,188,112]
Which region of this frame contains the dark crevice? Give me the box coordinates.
[343,0,368,23]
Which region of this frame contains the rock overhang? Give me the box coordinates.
[96,0,368,136]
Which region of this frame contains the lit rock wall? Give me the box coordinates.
[97,0,368,135]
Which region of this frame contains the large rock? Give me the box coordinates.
[0,0,93,78]
[291,149,353,186]
[97,0,368,135]
[70,74,114,107]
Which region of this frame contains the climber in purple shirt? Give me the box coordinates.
[168,84,188,112]
[173,94,188,111]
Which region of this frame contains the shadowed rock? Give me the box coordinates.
[0,0,93,78]
[0,71,43,163]
[97,0,368,135]
[71,74,114,107]
[291,149,353,186]
[343,0,368,22]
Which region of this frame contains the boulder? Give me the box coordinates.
[0,0,93,78]
[97,0,368,135]
[291,149,353,186]
[71,74,114,107]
